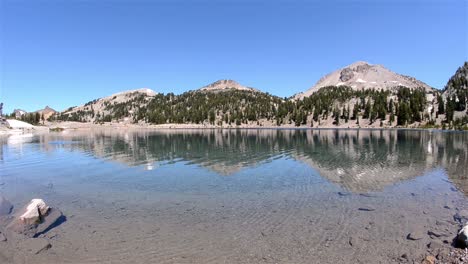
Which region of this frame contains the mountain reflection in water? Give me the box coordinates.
[2,129,467,194]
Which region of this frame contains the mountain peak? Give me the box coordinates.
[347,61,371,68]
[200,79,259,92]
[295,61,433,99]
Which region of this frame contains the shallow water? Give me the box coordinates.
[1,129,467,263]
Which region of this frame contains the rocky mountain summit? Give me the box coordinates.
[199,79,259,93]
[295,61,434,99]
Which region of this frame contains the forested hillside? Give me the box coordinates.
[48,63,468,130]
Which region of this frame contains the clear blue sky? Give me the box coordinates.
[1,0,467,113]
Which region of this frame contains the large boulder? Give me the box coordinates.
[0,196,13,216]
[456,224,468,248]
[7,199,64,238]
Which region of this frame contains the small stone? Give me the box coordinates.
[358,207,375,212]
[348,236,354,246]
[422,255,436,264]
[428,230,448,238]
[427,241,443,250]
[359,193,377,198]
[407,230,424,240]
[444,205,451,209]
[20,238,51,254]
[337,191,350,196]
[0,233,6,242]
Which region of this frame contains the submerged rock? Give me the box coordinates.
[7,199,64,238]
[0,196,13,216]
[358,207,375,212]
[456,224,468,248]
[19,238,51,254]
[407,230,424,240]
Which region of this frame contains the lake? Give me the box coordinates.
[1,129,467,263]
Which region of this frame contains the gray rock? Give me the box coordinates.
[0,196,13,216]
[358,207,375,212]
[407,230,425,240]
[337,191,351,196]
[427,241,443,250]
[20,238,51,254]
[0,232,6,242]
[427,230,449,238]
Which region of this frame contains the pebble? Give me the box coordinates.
[358,207,375,212]
[422,255,436,264]
[337,191,351,196]
[428,230,448,238]
[407,231,425,240]
[427,241,443,250]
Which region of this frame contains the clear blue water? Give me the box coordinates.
[1,129,467,263]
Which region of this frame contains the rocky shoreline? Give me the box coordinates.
[1,119,466,136]
[0,191,467,263]
[41,120,465,132]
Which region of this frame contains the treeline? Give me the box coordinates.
[19,112,45,125]
[52,86,467,129]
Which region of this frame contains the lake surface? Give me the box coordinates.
[1,129,467,263]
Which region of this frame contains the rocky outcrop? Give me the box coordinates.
[339,68,354,82]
